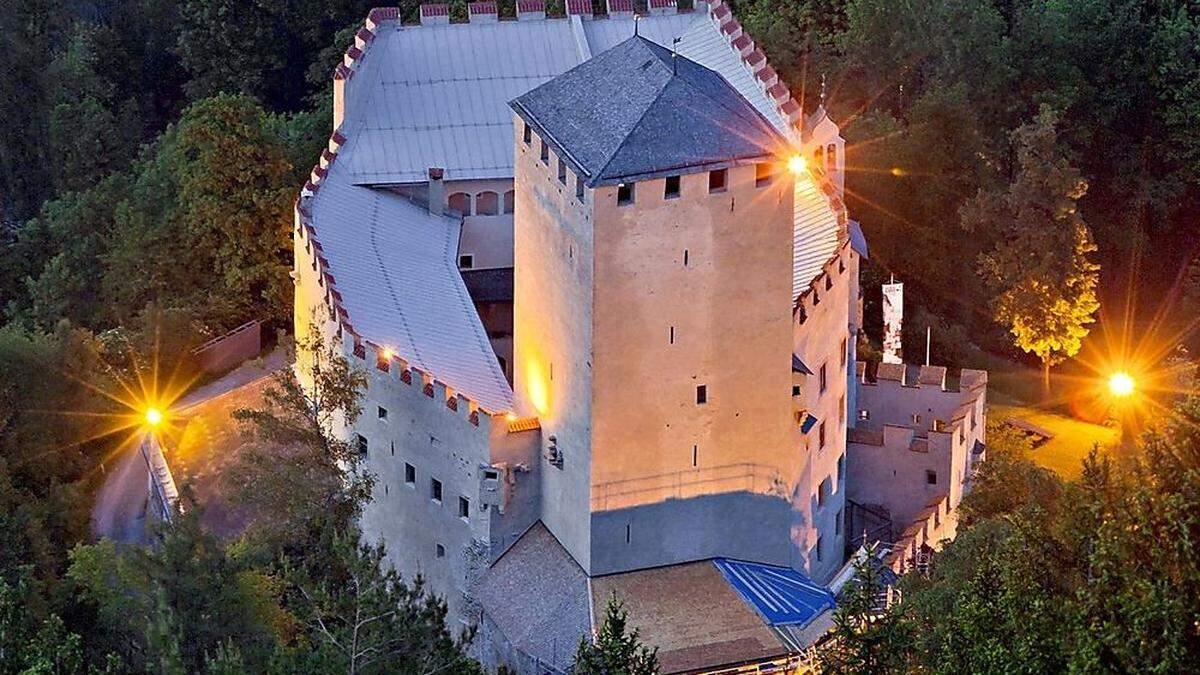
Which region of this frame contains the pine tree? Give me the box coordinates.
[964,105,1099,393]
[573,594,659,675]
[818,545,906,674]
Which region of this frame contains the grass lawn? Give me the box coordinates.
[988,402,1119,479]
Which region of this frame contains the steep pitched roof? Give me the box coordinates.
[511,36,787,186]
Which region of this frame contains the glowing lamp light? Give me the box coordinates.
[144,407,164,427]
[890,167,906,177]
[787,155,808,175]
[381,347,395,361]
[1108,372,1136,398]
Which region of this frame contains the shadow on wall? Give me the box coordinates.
[590,487,809,576]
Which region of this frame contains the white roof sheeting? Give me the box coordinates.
[307,157,515,412]
[340,12,793,185]
[792,174,841,299]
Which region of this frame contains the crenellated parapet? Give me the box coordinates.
[795,238,855,325]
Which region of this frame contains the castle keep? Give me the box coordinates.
[293,2,986,671]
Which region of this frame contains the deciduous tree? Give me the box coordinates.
[965,106,1099,392]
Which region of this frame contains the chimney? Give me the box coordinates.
[428,168,445,216]
[606,0,634,18]
[419,3,450,25]
[516,0,545,21]
[648,0,677,15]
[468,1,498,23]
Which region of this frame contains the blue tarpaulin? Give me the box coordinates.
[713,558,835,627]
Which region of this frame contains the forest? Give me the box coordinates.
[1,0,1199,672]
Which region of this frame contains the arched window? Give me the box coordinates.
[503,190,515,214]
[448,192,472,215]
[476,191,499,216]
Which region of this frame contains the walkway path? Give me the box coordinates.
[90,350,287,543]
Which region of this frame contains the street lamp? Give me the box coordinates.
[144,407,164,427]
[1108,371,1136,398]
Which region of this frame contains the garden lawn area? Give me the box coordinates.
[988,402,1119,479]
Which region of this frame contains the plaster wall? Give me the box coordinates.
[791,244,854,581]
[587,164,797,575]
[512,118,595,570]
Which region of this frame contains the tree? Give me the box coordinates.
[228,323,370,544]
[284,532,482,675]
[965,105,1099,393]
[818,544,906,674]
[573,594,659,675]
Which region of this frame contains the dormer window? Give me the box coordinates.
[617,182,635,206]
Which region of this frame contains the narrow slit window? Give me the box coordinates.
[669,326,675,344]
[617,182,635,206]
[692,445,698,467]
[625,524,631,544]
[664,175,681,199]
[819,421,827,449]
[539,139,549,164]
[557,159,567,185]
[683,249,689,266]
[523,122,532,145]
[576,175,585,201]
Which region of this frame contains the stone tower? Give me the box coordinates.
[510,36,807,576]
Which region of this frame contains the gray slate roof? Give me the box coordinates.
[511,36,788,186]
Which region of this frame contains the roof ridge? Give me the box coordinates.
[586,45,676,186]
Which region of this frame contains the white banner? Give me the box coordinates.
[882,282,903,364]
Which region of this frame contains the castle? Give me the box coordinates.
[293,2,986,672]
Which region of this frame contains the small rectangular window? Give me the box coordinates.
[557,159,567,185]
[858,409,870,421]
[458,254,474,269]
[664,175,681,199]
[625,524,631,544]
[669,326,675,344]
[683,249,689,266]
[576,175,585,201]
[692,445,698,467]
[539,139,549,164]
[436,543,445,558]
[355,434,368,457]
[755,162,775,187]
[523,122,532,145]
[617,182,635,206]
[792,385,801,396]
[459,496,470,519]
[926,470,938,485]
[819,364,828,394]
[431,478,443,502]
[377,406,388,420]
[696,385,707,404]
[405,463,415,484]
[709,169,727,192]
